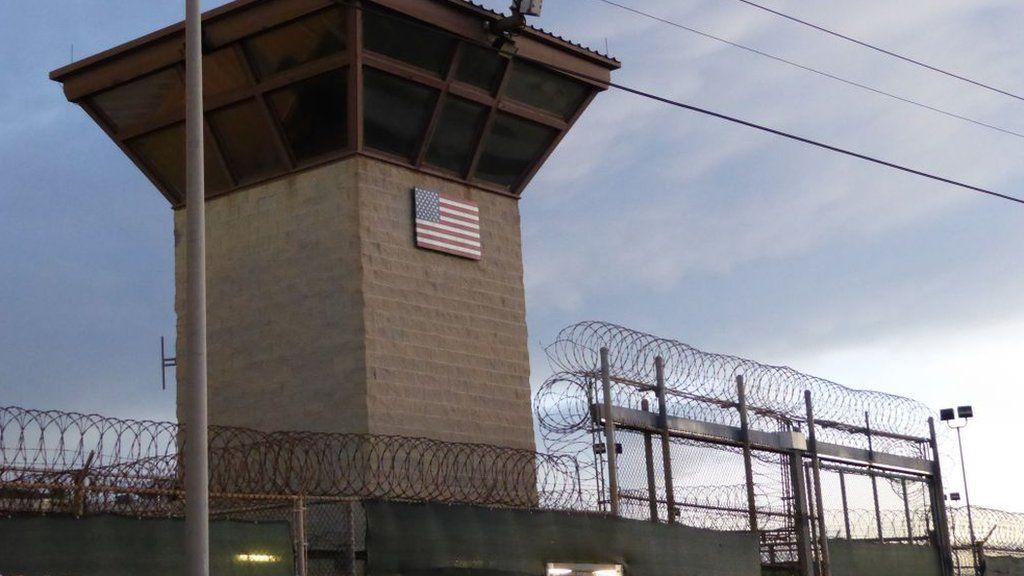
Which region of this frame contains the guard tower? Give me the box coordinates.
[50,0,618,451]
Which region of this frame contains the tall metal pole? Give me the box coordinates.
[736,376,758,533]
[901,479,914,542]
[790,449,814,576]
[184,1,210,575]
[805,390,831,576]
[641,398,659,522]
[294,496,307,576]
[839,470,851,539]
[866,412,884,542]
[956,426,979,574]
[928,418,955,576]
[655,356,676,523]
[600,347,619,516]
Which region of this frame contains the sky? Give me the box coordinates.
[2,0,1023,510]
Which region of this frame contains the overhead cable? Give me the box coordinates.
[594,0,1024,140]
[733,0,1024,103]
[343,0,1024,206]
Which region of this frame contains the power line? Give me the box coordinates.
[586,74,1024,205]
[593,0,1024,140]
[732,0,1024,104]
[339,0,1023,206]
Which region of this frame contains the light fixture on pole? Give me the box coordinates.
[941,405,977,575]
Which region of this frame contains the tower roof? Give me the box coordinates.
[51,0,619,207]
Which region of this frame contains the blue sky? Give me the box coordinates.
[2,0,1023,509]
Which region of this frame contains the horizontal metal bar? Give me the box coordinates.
[815,418,930,444]
[815,441,931,474]
[594,404,932,475]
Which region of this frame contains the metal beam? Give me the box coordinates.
[736,376,758,532]
[641,398,658,523]
[599,348,619,516]
[805,390,831,576]
[592,404,933,475]
[791,451,814,576]
[654,357,676,522]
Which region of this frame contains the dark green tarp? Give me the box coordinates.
[827,540,941,576]
[365,501,762,576]
[0,515,293,576]
[988,555,1024,576]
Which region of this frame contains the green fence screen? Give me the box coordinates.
[0,515,293,576]
[365,501,762,576]
[827,540,941,576]
[988,555,1024,576]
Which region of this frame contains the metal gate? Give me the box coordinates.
[536,321,954,576]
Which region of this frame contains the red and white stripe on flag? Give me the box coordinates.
[413,188,482,260]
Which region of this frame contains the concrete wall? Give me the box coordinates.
[365,501,763,576]
[0,516,292,575]
[989,555,1024,576]
[827,540,942,576]
[357,159,532,448]
[175,156,534,450]
[175,159,367,434]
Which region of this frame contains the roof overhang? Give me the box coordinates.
[51,0,620,206]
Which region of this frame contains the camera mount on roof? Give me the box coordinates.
[489,1,544,51]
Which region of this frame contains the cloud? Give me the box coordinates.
[3,0,1023,508]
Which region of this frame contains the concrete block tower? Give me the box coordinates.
[51,0,618,451]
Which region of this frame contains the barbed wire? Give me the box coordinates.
[0,405,580,512]
[950,506,1024,554]
[541,321,932,439]
[3,404,1024,559]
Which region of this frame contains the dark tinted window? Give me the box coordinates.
[454,44,506,92]
[91,68,183,133]
[128,123,231,198]
[506,61,590,119]
[363,6,456,76]
[475,112,556,188]
[245,9,346,79]
[425,97,487,174]
[209,100,287,182]
[363,68,439,159]
[268,71,348,162]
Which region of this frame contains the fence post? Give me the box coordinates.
[294,496,307,576]
[655,356,676,523]
[805,390,831,576]
[74,450,95,517]
[902,479,914,542]
[600,347,619,516]
[866,412,885,542]
[346,502,358,576]
[839,470,852,539]
[790,449,815,576]
[929,417,956,576]
[641,398,659,522]
[736,376,758,533]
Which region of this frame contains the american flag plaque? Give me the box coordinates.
[413,188,482,260]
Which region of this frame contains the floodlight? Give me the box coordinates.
[235,553,280,563]
[950,492,962,501]
[939,408,955,422]
[957,405,974,419]
[593,443,622,455]
[546,564,622,576]
[515,0,544,16]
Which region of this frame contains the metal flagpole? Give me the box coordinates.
[184,1,210,575]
